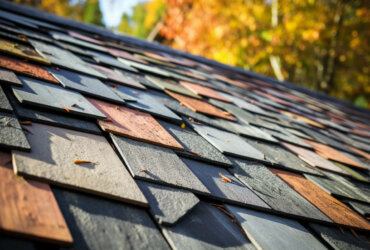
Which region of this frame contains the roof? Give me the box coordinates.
[0,1,370,249]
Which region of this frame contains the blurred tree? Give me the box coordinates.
[117,0,166,39]
[158,0,369,107]
[13,0,104,26]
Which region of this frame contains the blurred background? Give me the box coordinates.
[11,0,369,108]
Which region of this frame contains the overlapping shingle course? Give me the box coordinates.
[0,1,370,249]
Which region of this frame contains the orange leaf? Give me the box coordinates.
[61,105,70,112]
[219,172,232,183]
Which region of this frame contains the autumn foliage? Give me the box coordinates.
[11,0,370,107]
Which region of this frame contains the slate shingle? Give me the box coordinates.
[12,76,106,119]
[13,123,147,206]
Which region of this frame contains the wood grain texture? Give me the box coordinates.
[180,81,232,102]
[271,168,370,231]
[0,152,72,245]
[0,55,58,84]
[88,98,184,150]
[13,123,148,207]
[166,91,237,121]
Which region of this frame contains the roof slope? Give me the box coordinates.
[0,1,370,249]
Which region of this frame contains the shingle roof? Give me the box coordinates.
[0,1,369,249]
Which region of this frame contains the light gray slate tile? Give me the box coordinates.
[12,76,106,119]
[0,68,22,86]
[347,200,370,217]
[158,120,232,167]
[229,157,331,222]
[119,58,171,77]
[261,127,313,149]
[0,111,30,151]
[309,223,370,250]
[304,173,370,203]
[137,180,199,225]
[6,89,101,135]
[244,137,321,175]
[48,68,124,104]
[217,92,271,117]
[161,202,256,250]
[29,39,105,78]
[88,50,138,72]
[190,123,264,161]
[113,85,182,123]
[13,123,147,206]
[181,158,271,210]
[215,118,278,143]
[110,134,210,195]
[0,85,12,113]
[50,31,107,52]
[53,187,169,250]
[227,205,327,250]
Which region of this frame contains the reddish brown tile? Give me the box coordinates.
[87,98,184,150]
[180,81,232,103]
[0,152,72,245]
[0,55,59,84]
[270,168,370,232]
[166,91,237,121]
[107,48,148,64]
[345,145,370,160]
[304,140,367,170]
[68,30,105,45]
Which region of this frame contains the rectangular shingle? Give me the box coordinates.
[48,68,125,104]
[29,39,105,79]
[189,122,264,161]
[12,76,106,119]
[6,89,101,135]
[0,68,22,86]
[110,134,209,195]
[13,123,147,206]
[112,85,182,123]
[0,111,30,151]
[227,205,326,250]
[229,158,331,222]
[271,168,370,231]
[158,120,233,167]
[0,86,12,113]
[0,55,59,84]
[0,152,72,245]
[166,91,237,121]
[88,98,183,150]
[52,187,169,250]
[160,202,255,250]
[182,157,271,209]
